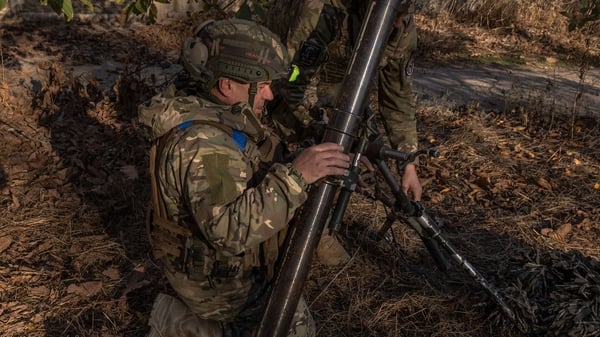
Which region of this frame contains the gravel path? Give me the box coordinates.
[413,62,600,116]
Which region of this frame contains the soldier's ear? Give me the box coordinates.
[216,78,232,95]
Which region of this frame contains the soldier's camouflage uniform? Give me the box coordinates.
[269,0,418,153]
[139,84,315,337]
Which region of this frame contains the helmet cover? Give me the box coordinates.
[180,18,290,90]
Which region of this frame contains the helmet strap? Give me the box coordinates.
[248,82,258,111]
[245,82,266,141]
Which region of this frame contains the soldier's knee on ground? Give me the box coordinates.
[147,293,223,337]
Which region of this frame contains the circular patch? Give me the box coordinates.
[405,59,414,77]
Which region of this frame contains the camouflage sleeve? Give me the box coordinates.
[162,125,308,257]
[285,0,339,56]
[278,0,343,110]
[378,13,418,153]
[268,0,344,145]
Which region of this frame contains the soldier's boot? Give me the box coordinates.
[146,293,223,337]
[315,231,350,266]
[288,296,316,337]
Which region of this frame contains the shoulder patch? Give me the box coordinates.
[203,153,238,205]
[232,129,247,151]
[178,121,194,130]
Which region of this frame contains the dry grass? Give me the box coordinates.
[418,0,599,67]
[311,103,600,337]
[422,0,565,29]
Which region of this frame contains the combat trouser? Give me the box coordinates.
[147,293,223,337]
[146,292,315,337]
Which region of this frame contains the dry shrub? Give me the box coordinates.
[417,0,599,69]
[425,0,521,27]
[130,20,191,59]
[421,0,576,33]
[422,0,567,30]
[562,0,600,35]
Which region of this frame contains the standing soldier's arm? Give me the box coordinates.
[378,11,418,154]
[275,0,344,123]
[378,9,422,200]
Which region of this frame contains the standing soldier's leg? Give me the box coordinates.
[378,12,418,154]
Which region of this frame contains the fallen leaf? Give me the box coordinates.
[428,192,444,204]
[555,223,572,239]
[420,177,434,188]
[542,223,572,241]
[123,265,150,296]
[0,236,13,253]
[576,218,592,231]
[66,281,103,297]
[29,286,50,297]
[102,267,121,280]
[12,194,20,208]
[56,168,69,181]
[514,143,522,152]
[536,177,553,191]
[473,176,492,189]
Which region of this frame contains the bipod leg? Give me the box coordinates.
[415,212,517,322]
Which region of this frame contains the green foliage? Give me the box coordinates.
[562,0,600,31]
[120,0,247,24]
[119,0,223,24]
[0,0,241,24]
[120,0,157,24]
[40,0,74,21]
[0,0,91,21]
[39,0,92,21]
[80,0,94,12]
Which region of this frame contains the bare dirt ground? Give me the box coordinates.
[1,9,600,337]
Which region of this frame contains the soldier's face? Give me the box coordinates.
[252,81,274,118]
[229,80,274,118]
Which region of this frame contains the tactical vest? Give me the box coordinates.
[147,119,286,284]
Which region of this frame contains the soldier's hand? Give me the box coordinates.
[292,143,350,184]
[401,163,422,201]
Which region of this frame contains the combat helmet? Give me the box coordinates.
[180,18,290,95]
